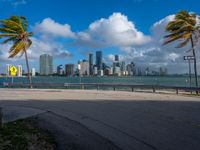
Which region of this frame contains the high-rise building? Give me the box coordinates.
[31,68,36,76]
[57,65,63,75]
[126,62,136,76]
[89,53,93,76]
[65,64,74,76]
[40,54,53,75]
[79,60,89,76]
[6,64,11,76]
[93,66,98,75]
[96,51,102,71]
[17,65,22,77]
[113,54,120,69]
[121,61,126,76]
[115,55,119,61]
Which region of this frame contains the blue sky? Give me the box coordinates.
[1,0,200,33]
[0,0,200,74]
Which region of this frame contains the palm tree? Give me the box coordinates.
[0,16,33,88]
[164,10,199,92]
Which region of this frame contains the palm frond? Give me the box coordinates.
[2,36,17,44]
[9,40,26,58]
[0,33,18,38]
[164,33,188,45]
[175,38,190,48]
[26,39,32,49]
[20,16,28,31]
[164,10,197,48]
[0,19,24,33]
[0,28,17,33]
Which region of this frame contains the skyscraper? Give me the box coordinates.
[115,55,119,61]
[79,60,89,76]
[121,61,126,75]
[6,64,11,76]
[17,65,22,77]
[89,53,93,76]
[65,64,74,76]
[31,68,36,76]
[96,51,102,71]
[57,65,63,75]
[40,54,53,75]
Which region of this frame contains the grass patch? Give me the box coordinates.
[0,119,56,150]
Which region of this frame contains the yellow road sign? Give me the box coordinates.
[10,66,18,76]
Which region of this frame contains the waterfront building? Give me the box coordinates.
[104,67,112,76]
[100,70,104,76]
[113,62,121,76]
[89,53,93,76]
[159,67,168,76]
[145,67,150,76]
[31,68,36,77]
[57,65,63,75]
[137,67,142,76]
[126,62,136,76]
[114,66,121,76]
[65,64,74,76]
[6,64,11,76]
[93,66,98,75]
[79,60,89,76]
[110,67,114,75]
[115,55,119,61]
[17,65,22,77]
[121,61,126,76]
[96,51,103,72]
[102,63,107,71]
[40,54,53,75]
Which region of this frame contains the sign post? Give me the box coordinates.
[9,66,18,84]
[184,56,194,88]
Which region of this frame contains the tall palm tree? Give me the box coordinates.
[164,10,199,92]
[0,16,33,88]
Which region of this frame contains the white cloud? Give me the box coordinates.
[106,54,115,62]
[166,53,180,62]
[28,37,72,59]
[1,13,199,74]
[121,15,200,74]
[75,12,151,48]
[0,37,72,73]
[33,18,75,38]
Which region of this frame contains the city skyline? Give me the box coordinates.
[0,0,200,74]
[4,50,168,77]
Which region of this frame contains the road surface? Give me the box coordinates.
[0,89,200,150]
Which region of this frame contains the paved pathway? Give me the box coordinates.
[1,89,200,150]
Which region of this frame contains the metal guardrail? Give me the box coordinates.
[1,82,200,94]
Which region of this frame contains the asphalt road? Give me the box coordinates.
[1,89,200,150]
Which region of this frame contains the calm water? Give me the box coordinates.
[0,76,199,87]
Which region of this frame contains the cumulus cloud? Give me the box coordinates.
[75,13,151,48]
[28,37,72,59]
[1,13,199,74]
[33,18,75,38]
[110,14,200,74]
[0,37,72,72]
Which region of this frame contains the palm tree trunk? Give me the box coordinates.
[24,49,32,88]
[190,36,199,94]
